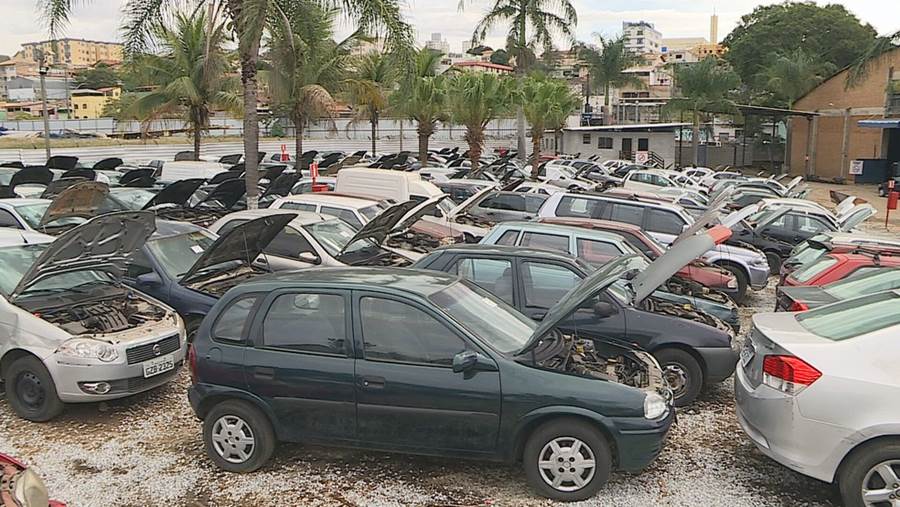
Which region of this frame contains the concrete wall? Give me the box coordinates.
[560,130,676,165]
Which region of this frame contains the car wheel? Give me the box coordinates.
[764,252,782,275]
[203,400,275,473]
[523,418,612,501]
[5,355,64,422]
[184,316,203,343]
[839,440,900,507]
[718,264,748,304]
[654,348,704,407]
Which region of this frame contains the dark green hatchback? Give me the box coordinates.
[187,267,673,501]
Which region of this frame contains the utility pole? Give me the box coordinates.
[37,50,52,160]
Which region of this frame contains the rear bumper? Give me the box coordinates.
[610,410,675,472]
[696,346,738,384]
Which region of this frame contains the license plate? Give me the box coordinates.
[143,354,175,378]
[740,342,756,367]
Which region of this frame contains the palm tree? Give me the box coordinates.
[846,30,900,88]
[461,0,577,160]
[446,72,516,172]
[579,36,645,122]
[43,0,413,208]
[393,49,448,166]
[667,57,741,166]
[131,7,240,160]
[520,74,579,173]
[346,52,396,155]
[761,49,834,109]
[266,0,360,160]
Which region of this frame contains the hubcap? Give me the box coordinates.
[663,364,689,398]
[862,460,900,507]
[211,415,256,464]
[537,437,596,492]
[15,372,45,410]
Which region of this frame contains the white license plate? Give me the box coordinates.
[143,354,175,378]
[740,342,756,367]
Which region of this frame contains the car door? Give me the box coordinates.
[243,289,357,443]
[352,292,502,455]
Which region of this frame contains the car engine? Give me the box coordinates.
[35,293,169,335]
[664,276,732,305]
[643,296,733,334]
[539,335,665,392]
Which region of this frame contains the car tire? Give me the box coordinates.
[718,264,748,304]
[654,348,704,407]
[764,252,782,275]
[523,418,612,502]
[839,439,900,507]
[203,400,275,473]
[5,355,64,422]
[184,315,203,343]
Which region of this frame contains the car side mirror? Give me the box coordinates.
[298,251,320,264]
[136,272,162,287]
[452,350,497,373]
[593,301,617,318]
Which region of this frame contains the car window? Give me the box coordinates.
[646,209,685,236]
[279,202,317,213]
[213,294,259,342]
[793,215,831,234]
[0,209,21,228]
[124,249,154,278]
[495,229,519,246]
[556,196,603,219]
[262,293,348,354]
[576,238,623,265]
[608,203,644,227]
[520,231,570,253]
[524,195,547,213]
[797,291,900,340]
[360,297,466,366]
[825,269,900,299]
[321,206,363,230]
[521,261,582,308]
[792,257,838,283]
[454,257,514,305]
[266,226,317,260]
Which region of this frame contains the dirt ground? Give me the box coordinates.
[0,181,894,506]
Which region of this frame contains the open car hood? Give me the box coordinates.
[393,196,448,234]
[838,203,876,231]
[449,185,495,218]
[784,176,803,193]
[143,179,205,209]
[180,213,295,284]
[721,203,761,229]
[10,211,156,302]
[196,179,246,209]
[338,200,421,255]
[40,181,110,226]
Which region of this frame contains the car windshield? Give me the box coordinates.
[429,281,535,354]
[303,218,376,257]
[110,188,156,210]
[147,230,217,278]
[824,269,900,299]
[791,257,837,283]
[788,241,825,266]
[437,198,455,217]
[0,244,113,297]
[13,202,86,229]
[359,204,385,222]
[797,291,900,340]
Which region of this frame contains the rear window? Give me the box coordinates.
[791,257,837,283]
[797,291,900,340]
[788,242,827,267]
[825,269,900,299]
[556,196,603,219]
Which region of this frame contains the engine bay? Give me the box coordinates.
[32,291,169,335]
[664,276,732,305]
[643,296,733,333]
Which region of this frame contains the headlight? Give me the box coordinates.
[58,338,119,363]
[643,392,668,420]
[751,257,769,267]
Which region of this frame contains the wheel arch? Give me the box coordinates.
[195,391,282,439]
[835,434,900,484]
[649,343,708,378]
[511,409,618,468]
[0,349,42,381]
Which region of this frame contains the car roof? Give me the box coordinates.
[152,219,206,239]
[218,209,327,227]
[0,227,53,247]
[430,243,583,263]
[493,221,630,242]
[239,267,460,295]
[276,192,380,208]
[539,216,644,235]
[560,192,685,213]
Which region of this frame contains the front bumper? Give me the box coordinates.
[747,263,770,291]
[696,346,738,384]
[610,409,675,473]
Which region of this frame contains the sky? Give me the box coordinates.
[2,0,898,57]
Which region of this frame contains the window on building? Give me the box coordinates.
[598,137,613,150]
[582,134,591,145]
[638,138,649,151]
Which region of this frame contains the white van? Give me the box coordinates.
[160,161,229,182]
[336,167,443,202]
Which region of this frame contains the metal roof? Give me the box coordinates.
[563,122,689,132]
[859,119,900,129]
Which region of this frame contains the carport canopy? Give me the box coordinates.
[859,119,900,129]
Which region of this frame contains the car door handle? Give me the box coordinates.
[253,367,275,380]
[360,376,385,389]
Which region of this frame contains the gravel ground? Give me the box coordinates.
[0,180,887,506]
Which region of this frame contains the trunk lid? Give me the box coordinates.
[838,204,876,231]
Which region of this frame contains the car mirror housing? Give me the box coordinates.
[136,272,162,287]
[452,350,497,373]
[593,301,617,318]
[298,251,320,264]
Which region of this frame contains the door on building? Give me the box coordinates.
[621,138,633,159]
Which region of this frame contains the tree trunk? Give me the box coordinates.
[228,0,263,210]
[417,124,431,168]
[692,108,701,166]
[530,129,542,180]
[467,127,483,172]
[515,12,527,161]
[370,110,377,155]
[604,82,611,125]
[192,108,201,160]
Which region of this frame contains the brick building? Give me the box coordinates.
[789,47,900,181]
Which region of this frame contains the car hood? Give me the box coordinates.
[784,176,803,193]
[40,181,110,226]
[10,211,157,302]
[339,200,422,254]
[393,196,448,235]
[519,255,646,355]
[179,213,295,283]
[721,203,762,229]
[838,204,876,231]
[196,179,246,209]
[779,285,836,309]
[448,185,495,218]
[143,179,206,209]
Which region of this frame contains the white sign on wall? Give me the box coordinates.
[849,160,864,175]
[635,151,650,165]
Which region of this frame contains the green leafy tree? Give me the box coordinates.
[723,2,876,90]
[131,7,241,159]
[760,49,835,109]
[393,49,448,166]
[73,63,120,89]
[578,36,644,120]
[489,49,510,66]
[519,73,579,172]
[667,57,741,165]
[346,52,397,155]
[266,0,361,159]
[446,72,516,171]
[847,31,900,89]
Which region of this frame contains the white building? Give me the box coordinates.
[558,123,687,166]
[622,22,662,55]
[425,33,450,55]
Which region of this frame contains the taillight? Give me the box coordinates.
[762,355,821,395]
[187,344,198,384]
[789,301,809,312]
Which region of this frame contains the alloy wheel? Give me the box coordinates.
[663,364,689,399]
[211,415,256,464]
[537,437,596,492]
[15,371,46,410]
[862,460,900,506]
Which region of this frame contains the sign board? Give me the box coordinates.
[849,160,864,176]
[635,151,650,165]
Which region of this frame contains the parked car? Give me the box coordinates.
[188,266,672,501]
[462,191,549,223]
[622,170,682,194]
[782,251,900,287]
[414,233,739,406]
[780,233,900,281]
[0,212,186,421]
[434,179,498,204]
[735,290,900,507]
[0,453,66,506]
[776,267,900,312]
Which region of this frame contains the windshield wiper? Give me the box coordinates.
[18,287,71,297]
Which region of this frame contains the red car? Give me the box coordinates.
[782,251,900,287]
[539,217,740,299]
[0,453,65,507]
